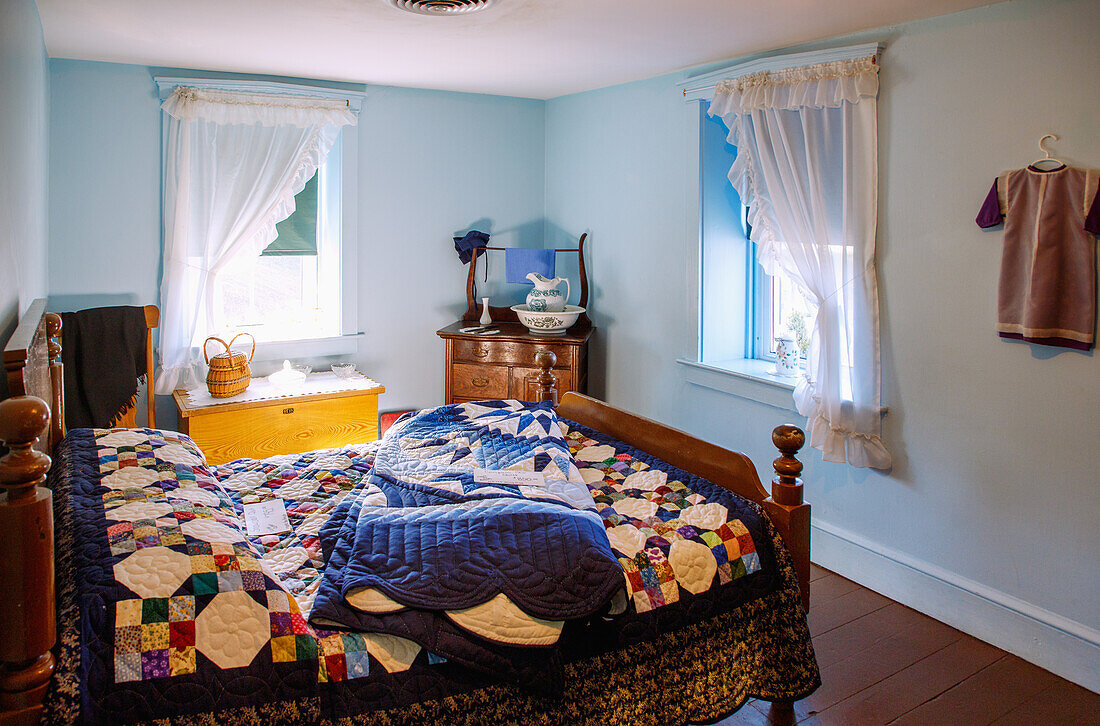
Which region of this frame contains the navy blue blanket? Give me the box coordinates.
[309,400,624,689]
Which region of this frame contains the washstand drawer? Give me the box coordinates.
[451,363,510,398]
[452,339,575,368]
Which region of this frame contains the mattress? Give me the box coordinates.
[42,410,819,726]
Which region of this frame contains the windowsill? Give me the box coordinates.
[251,333,363,362]
[676,358,801,412]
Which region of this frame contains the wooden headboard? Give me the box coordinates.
[3,298,64,452]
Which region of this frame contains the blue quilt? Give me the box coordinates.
[310,400,625,688]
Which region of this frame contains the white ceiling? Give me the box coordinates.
[36,0,1000,99]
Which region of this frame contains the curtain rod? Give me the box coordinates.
[682,54,877,97]
[152,76,366,111]
[677,41,881,102]
[481,246,580,254]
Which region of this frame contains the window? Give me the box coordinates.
[212,143,343,344]
[685,43,889,467]
[154,77,363,381]
[753,257,814,363]
[698,104,813,370]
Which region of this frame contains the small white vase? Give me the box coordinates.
[479,297,492,326]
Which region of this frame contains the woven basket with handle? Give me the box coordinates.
[204,333,255,398]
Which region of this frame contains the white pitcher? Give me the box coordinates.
[774,335,800,377]
[525,273,570,312]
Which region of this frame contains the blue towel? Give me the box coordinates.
[505,248,555,284]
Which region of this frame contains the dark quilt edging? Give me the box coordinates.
[43,436,84,726]
[91,582,817,726]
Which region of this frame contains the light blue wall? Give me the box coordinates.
[47,61,546,418]
[546,0,1099,677]
[48,61,161,312]
[545,73,697,410]
[0,0,50,394]
[354,85,546,410]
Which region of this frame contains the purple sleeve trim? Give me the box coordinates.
[1000,332,1092,351]
[975,179,1003,228]
[1086,184,1100,235]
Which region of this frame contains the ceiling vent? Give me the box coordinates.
[387,0,499,15]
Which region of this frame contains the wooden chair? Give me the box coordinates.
[111,305,159,429]
[49,304,160,433]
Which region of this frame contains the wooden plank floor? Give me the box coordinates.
[715,564,1100,725]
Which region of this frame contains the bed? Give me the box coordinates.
[0,299,819,726]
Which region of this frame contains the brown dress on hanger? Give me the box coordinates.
[976,165,1100,350]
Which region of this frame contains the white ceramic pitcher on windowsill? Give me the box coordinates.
[525,273,570,312]
[773,335,800,377]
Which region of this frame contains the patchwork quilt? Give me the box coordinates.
[52,401,792,725]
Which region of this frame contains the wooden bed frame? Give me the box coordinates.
[0,301,810,725]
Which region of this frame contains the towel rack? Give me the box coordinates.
[463,233,590,325]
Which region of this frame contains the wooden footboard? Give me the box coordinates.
[537,351,811,611]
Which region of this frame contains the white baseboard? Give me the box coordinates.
[810,519,1100,694]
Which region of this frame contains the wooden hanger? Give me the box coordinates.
[1031,134,1066,170]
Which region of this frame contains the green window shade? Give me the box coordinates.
[263,173,318,256]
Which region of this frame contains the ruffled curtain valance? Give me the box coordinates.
[709,56,879,114]
[708,54,891,469]
[161,86,357,127]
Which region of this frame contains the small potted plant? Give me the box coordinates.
[786,311,811,361]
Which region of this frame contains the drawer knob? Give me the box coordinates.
[472,377,490,387]
[282,407,295,414]
[475,347,490,358]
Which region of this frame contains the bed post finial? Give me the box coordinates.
[766,424,810,611]
[534,350,558,405]
[0,395,57,717]
[770,425,805,506]
[44,312,64,448]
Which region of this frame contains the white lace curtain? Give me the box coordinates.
[155,87,356,394]
[709,56,891,469]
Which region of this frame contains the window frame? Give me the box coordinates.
[752,246,774,362]
[753,260,814,366]
[212,135,345,347]
[253,128,360,361]
[679,43,880,409]
[154,76,364,361]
